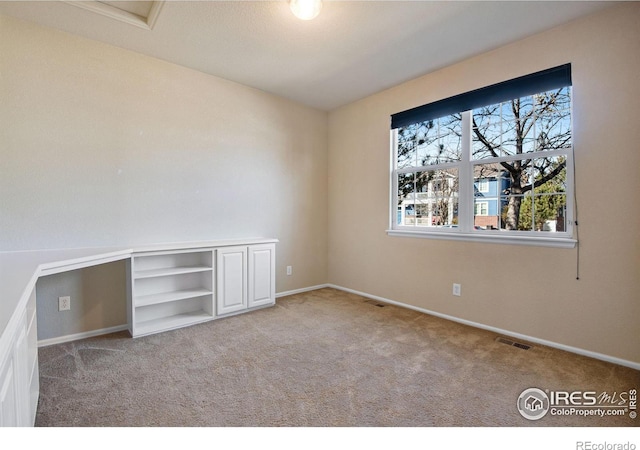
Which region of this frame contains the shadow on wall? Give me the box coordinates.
[35,260,127,342]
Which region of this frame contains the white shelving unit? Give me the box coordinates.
[127,249,215,337]
[0,238,278,426]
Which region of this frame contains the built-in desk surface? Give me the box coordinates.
[0,238,276,340]
[0,238,277,427]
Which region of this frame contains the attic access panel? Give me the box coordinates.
[65,1,164,30]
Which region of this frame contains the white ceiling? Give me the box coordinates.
[0,1,618,111]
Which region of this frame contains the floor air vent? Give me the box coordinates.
[496,337,532,350]
[364,300,386,308]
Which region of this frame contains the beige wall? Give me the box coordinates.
[35,261,127,341]
[2,5,639,365]
[328,3,640,364]
[0,14,328,298]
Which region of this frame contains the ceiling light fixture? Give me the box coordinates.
[289,0,322,21]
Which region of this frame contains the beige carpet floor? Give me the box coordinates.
[35,288,639,427]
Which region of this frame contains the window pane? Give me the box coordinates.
[473,164,503,230]
[493,156,568,232]
[500,101,516,122]
[494,158,535,231]
[530,156,567,232]
[534,87,571,116]
[524,88,572,154]
[500,120,519,156]
[472,120,501,160]
[533,194,567,232]
[499,194,530,231]
[472,87,571,160]
[397,125,418,169]
[397,169,458,227]
[534,109,572,152]
[397,117,462,168]
[397,172,415,226]
[533,156,567,195]
[473,163,504,197]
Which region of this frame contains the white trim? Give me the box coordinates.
[276,284,330,298]
[389,129,398,231]
[386,229,577,248]
[34,280,311,346]
[474,200,489,216]
[33,282,640,369]
[325,284,640,371]
[64,1,164,30]
[37,324,129,348]
[146,0,164,29]
[36,270,301,347]
[476,178,490,193]
[39,251,132,277]
[391,97,576,242]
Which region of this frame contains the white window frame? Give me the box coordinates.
[476,178,490,193]
[474,201,489,217]
[388,109,576,249]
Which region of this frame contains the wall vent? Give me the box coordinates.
[496,337,531,350]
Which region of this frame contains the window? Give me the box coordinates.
[476,178,490,193]
[389,65,575,247]
[474,201,489,216]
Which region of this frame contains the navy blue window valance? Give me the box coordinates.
[390,63,572,129]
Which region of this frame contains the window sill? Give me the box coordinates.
[386,229,577,248]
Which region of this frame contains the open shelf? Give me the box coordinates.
[134,288,213,308]
[134,265,212,279]
[134,311,213,337]
[126,242,276,338]
[129,249,214,337]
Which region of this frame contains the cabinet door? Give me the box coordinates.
[248,244,276,308]
[216,246,248,316]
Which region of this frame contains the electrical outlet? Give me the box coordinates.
[58,296,71,311]
[286,266,292,276]
[452,283,461,297]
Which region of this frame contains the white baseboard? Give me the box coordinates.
[37,284,640,371]
[38,285,328,347]
[325,284,640,371]
[276,284,330,298]
[39,287,329,346]
[38,324,129,348]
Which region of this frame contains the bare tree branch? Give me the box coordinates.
[521,159,566,194]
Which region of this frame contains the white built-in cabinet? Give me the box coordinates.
[127,249,215,337]
[0,290,39,426]
[216,246,248,316]
[247,244,276,309]
[128,242,276,337]
[0,239,276,426]
[216,243,276,316]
